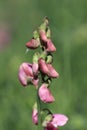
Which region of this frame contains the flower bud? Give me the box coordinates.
[32,103,38,125]
[46,39,56,52]
[32,63,39,75]
[47,64,59,78]
[39,58,49,75]
[26,38,40,49]
[38,83,55,103]
[42,114,53,127]
[39,58,59,78]
[46,54,53,64]
[46,27,51,39]
[39,30,48,42]
[32,52,40,75]
[33,30,39,39]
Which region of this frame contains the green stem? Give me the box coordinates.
[37,74,43,130]
[37,94,42,130]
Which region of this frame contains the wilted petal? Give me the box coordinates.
[46,39,56,52]
[51,114,68,127]
[26,38,40,49]
[39,83,55,103]
[47,64,59,78]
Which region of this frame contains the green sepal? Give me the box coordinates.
[33,30,39,39]
[46,27,51,38]
[46,54,53,64]
[33,52,40,63]
[42,114,53,127]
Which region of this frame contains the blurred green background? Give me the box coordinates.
[0,0,87,130]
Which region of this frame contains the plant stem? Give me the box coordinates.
[37,74,43,130]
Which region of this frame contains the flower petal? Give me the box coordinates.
[51,114,68,127]
[39,83,55,103]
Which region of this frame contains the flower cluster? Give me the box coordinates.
[18,17,68,130]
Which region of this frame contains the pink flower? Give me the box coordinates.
[32,104,38,125]
[39,30,48,42]
[39,58,49,75]
[39,29,56,52]
[18,62,39,87]
[26,38,40,49]
[51,114,68,127]
[38,83,55,103]
[32,63,39,75]
[44,114,68,130]
[46,39,56,52]
[39,58,59,78]
[47,64,59,78]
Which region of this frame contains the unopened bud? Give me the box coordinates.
[46,54,53,64]
[46,27,51,38]
[33,30,39,39]
[42,114,53,127]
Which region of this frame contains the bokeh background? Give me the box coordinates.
[0,0,87,130]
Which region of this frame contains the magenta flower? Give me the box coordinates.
[44,114,68,130]
[18,62,39,87]
[32,103,38,125]
[39,58,59,78]
[38,83,55,103]
[26,38,40,49]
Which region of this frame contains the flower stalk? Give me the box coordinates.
[18,17,69,130]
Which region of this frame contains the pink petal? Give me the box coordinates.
[26,38,40,49]
[18,67,27,86]
[32,78,39,88]
[39,30,47,42]
[47,64,59,78]
[32,109,38,125]
[22,63,33,77]
[39,83,55,103]
[18,63,33,86]
[51,114,68,127]
[46,39,56,52]
[32,63,39,75]
[39,58,49,74]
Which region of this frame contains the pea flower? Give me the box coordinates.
[43,114,68,130]
[18,62,39,87]
[46,39,56,52]
[39,58,59,78]
[26,38,40,49]
[38,83,55,103]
